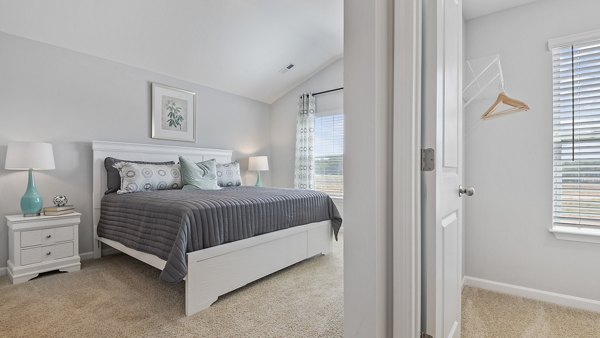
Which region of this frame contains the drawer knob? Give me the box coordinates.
[46,251,51,256]
[46,235,52,239]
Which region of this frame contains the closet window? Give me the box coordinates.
[314,112,344,198]
[552,38,600,228]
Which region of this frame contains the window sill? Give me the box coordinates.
[549,225,600,244]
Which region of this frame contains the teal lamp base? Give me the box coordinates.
[21,169,43,217]
[255,171,263,187]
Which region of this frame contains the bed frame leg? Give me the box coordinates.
[323,237,332,255]
[185,278,218,316]
[185,294,218,316]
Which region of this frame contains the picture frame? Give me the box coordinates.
[151,83,196,142]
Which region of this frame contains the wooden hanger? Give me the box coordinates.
[481,92,530,120]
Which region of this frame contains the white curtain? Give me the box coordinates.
[294,93,316,189]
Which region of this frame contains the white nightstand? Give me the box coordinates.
[6,212,81,284]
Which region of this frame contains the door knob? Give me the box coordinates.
[459,185,475,197]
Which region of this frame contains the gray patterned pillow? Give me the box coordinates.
[216,161,242,187]
[114,162,182,194]
[104,157,175,194]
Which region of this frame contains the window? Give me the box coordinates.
[551,37,600,230]
[314,112,344,198]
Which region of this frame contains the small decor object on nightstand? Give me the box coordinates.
[43,204,75,216]
[4,142,56,216]
[248,156,269,187]
[46,195,73,215]
[6,212,81,284]
[52,195,68,207]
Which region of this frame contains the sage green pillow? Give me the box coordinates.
[179,156,222,190]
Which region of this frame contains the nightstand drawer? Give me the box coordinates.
[21,230,42,247]
[42,242,74,261]
[43,226,74,244]
[20,242,74,265]
[21,247,43,265]
[20,226,74,247]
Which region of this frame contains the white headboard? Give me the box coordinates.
[92,140,232,258]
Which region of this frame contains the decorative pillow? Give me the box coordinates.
[179,156,222,190]
[114,162,182,194]
[104,157,175,194]
[215,161,242,187]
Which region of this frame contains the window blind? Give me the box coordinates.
[314,113,344,198]
[552,39,600,227]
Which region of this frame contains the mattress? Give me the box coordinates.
[97,186,342,282]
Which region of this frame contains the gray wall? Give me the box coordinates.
[465,0,600,300]
[0,32,271,266]
[270,58,344,215]
[344,0,393,333]
[270,58,343,188]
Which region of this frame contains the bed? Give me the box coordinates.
[92,141,341,316]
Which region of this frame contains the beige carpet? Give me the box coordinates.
[462,286,600,337]
[0,236,343,338]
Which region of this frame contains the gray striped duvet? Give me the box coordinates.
[97,186,342,282]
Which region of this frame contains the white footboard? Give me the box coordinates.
[185,220,332,316]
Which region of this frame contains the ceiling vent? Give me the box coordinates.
[279,63,295,74]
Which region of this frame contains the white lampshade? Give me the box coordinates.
[248,156,269,171]
[5,142,56,170]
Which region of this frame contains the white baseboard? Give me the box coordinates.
[0,267,6,277]
[464,276,600,313]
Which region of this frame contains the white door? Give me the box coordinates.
[422,0,465,337]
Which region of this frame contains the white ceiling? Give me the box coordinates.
[463,0,538,20]
[0,0,343,103]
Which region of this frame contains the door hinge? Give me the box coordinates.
[421,148,435,172]
[421,332,433,338]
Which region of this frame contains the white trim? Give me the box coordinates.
[0,267,7,277]
[393,0,422,337]
[464,276,600,313]
[548,29,600,50]
[549,225,600,244]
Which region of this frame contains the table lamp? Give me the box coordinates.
[248,156,269,187]
[5,142,55,216]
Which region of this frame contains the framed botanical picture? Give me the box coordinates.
[151,83,196,142]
